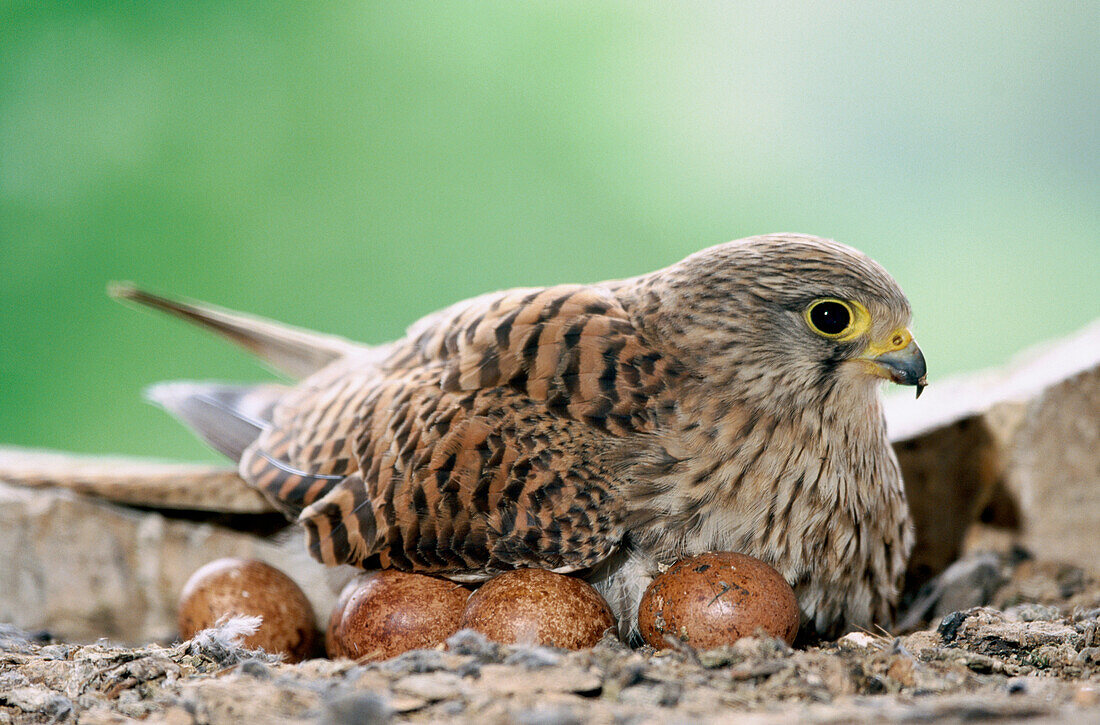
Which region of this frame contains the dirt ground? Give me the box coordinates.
[2,550,1099,724]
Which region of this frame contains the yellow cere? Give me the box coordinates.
[862,327,914,358]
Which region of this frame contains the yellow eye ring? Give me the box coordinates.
[804,298,870,341]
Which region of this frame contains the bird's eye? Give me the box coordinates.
[806,299,854,338]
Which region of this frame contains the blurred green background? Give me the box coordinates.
[1,3,1097,462]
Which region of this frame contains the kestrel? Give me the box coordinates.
[113,233,926,640]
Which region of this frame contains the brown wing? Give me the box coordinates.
[241,284,679,577]
[389,285,676,433]
[238,353,379,517]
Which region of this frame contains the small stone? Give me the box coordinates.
[656,682,682,707]
[695,648,737,669]
[514,704,583,725]
[386,695,428,714]
[0,686,73,720]
[238,659,271,678]
[838,632,878,649]
[377,648,450,675]
[1004,603,1061,622]
[161,706,196,725]
[886,656,916,688]
[503,646,563,669]
[936,610,969,642]
[437,700,466,716]
[476,664,603,696]
[1074,685,1100,707]
[445,629,502,660]
[455,661,482,679]
[322,692,394,725]
[392,672,464,701]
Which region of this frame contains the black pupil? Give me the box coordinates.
[811,302,850,335]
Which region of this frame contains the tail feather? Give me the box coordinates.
[109,282,361,379]
[145,381,286,462]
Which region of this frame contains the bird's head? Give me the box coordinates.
[640,233,926,414]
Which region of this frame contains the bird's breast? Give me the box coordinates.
[619,401,912,636]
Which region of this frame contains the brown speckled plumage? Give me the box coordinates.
[115,233,924,639]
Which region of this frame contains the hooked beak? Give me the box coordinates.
[857,330,928,398]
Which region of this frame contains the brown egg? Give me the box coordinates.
[638,551,799,649]
[328,570,471,661]
[178,558,317,662]
[325,574,364,660]
[460,568,615,649]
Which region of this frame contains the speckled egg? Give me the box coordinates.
[178,558,317,662]
[460,568,615,649]
[328,570,471,661]
[638,551,799,649]
[324,574,363,660]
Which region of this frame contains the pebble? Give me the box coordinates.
[838,632,878,648]
[392,672,465,701]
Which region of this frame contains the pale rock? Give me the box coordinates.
[392,672,465,701]
[475,664,602,695]
[886,319,1100,587]
[1000,364,1100,570]
[0,481,347,644]
[0,446,272,513]
[0,685,72,720]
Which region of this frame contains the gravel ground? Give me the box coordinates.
[3,555,1100,724]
